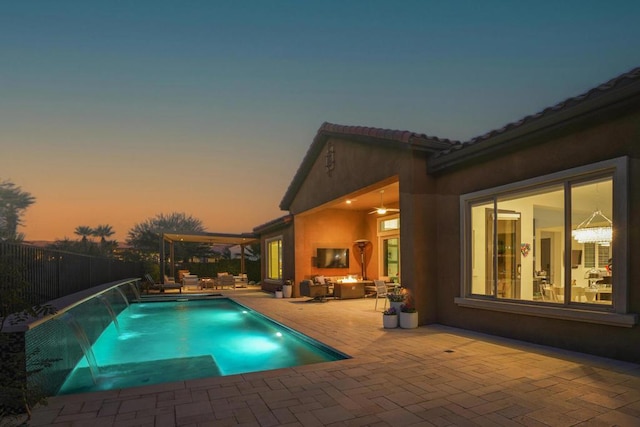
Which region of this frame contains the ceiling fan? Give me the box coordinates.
[369,190,400,215]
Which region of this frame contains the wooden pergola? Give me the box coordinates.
[160,231,258,283]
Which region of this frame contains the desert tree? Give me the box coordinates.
[126,212,206,262]
[0,179,35,241]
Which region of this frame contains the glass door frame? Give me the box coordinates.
[377,214,400,282]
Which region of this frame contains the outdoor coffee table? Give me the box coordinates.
[199,277,214,289]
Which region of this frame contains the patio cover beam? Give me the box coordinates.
[160,232,258,283]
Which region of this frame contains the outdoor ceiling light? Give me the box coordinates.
[369,189,399,215]
[572,209,612,245]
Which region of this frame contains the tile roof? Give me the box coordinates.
[430,66,640,170]
[318,122,459,148]
[253,214,293,234]
[278,66,640,211]
[279,122,459,210]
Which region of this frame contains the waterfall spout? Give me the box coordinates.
[114,285,130,307]
[128,281,141,301]
[57,312,100,383]
[97,294,121,334]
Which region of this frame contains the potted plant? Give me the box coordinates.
[399,303,418,329]
[282,280,293,298]
[275,287,283,298]
[387,285,406,314]
[382,307,398,328]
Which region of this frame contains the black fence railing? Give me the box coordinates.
[0,242,145,306]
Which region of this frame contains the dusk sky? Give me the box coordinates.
[2,1,639,242]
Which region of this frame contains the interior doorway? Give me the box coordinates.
[378,215,400,282]
[382,237,400,280]
[541,238,551,279]
[486,210,522,298]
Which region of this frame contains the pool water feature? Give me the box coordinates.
[58,298,347,394]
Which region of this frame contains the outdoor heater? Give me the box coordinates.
[354,239,369,280]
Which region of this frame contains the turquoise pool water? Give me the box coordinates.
[58,298,346,394]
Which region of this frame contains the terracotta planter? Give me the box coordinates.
[383,314,398,329]
[399,311,418,329]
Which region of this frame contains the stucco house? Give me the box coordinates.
[255,66,640,362]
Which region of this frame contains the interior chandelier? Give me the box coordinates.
[571,209,612,245]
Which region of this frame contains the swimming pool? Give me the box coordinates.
[58,298,347,395]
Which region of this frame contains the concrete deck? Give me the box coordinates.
[28,288,640,426]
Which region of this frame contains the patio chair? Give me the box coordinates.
[300,279,328,302]
[234,273,248,288]
[215,273,236,289]
[144,273,183,294]
[182,274,200,290]
[314,275,334,297]
[373,280,388,311]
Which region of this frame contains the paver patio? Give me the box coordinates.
[27,288,640,426]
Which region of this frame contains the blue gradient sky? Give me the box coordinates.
[2,1,639,241]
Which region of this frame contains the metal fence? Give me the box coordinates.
[0,242,144,306]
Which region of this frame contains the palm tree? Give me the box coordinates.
[93,224,115,244]
[0,179,36,241]
[74,226,94,244]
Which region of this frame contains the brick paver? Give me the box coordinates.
[24,288,640,426]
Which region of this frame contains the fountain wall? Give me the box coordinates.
[23,280,139,395]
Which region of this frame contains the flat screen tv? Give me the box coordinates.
[316,248,349,268]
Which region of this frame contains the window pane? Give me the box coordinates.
[584,243,595,268]
[380,218,399,231]
[383,237,400,280]
[267,239,282,280]
[462,160,623,316]
[571,178,613,305]
[497,185,564,303]
[470,201,494,296]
